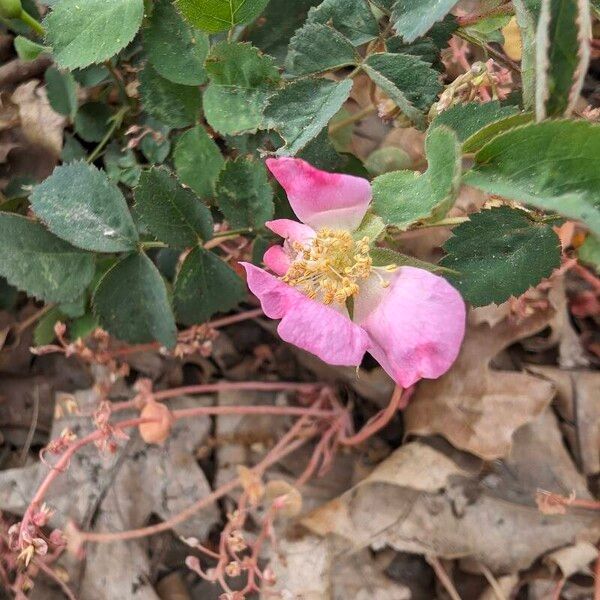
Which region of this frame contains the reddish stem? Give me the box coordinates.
[153,381,317,401]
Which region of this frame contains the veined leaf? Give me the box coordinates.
[175,0,270,33]
[306,0,379,45]
[391,0,458,42]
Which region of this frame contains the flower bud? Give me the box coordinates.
[139,400,173,445]
[0,0,22,19]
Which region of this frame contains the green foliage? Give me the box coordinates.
[578,235,600,272]
[175,0,270,32]
[463,121,600,237]
[174,246,246,325]
[44,0,145,69]
[372,126,461,229]
[30,162,139,252]
[0,213,95,303]
[45,67,77,119]
[461,113,534,153]
[266,78,353,155]
[362,53,442,127]
[216,158,274,229]
[93,253,177,347]
[430,102,519,143]
[391,0,458,42]
[513,0,540,109]
[174,125,224,198]
[441,207,561,306]
[135,167,214,247]
[74,102,112,142]
[203,41,280,135]
[535,0,591,118]
[143,0,209,86]
[285,23,357,76]
[306,0,379,45]
[14,36,48,60]
[139,64,202,128]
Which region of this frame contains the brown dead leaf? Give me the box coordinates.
[301,409,598,573]
[528,365,600,475]
[404,308,556,460]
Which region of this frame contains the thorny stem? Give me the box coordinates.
[329,104,377,134]
[78,410,320,543]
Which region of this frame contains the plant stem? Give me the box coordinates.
[140,241,168,250]
[415,216,470,229]
[329,104,377,134]
[18,9,44,36]
[86,106,128,164]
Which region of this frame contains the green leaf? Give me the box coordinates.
[139,116,171,164]
[74,102,112,143]
[103,143,141,188]
[365,147,412,175]
[34,306,64,346]
[139,63,202,128]
[513,0,541,109]
[362,53,442,128]
[93,253,177,347]
[175,0,269,32]
[0,213,95,303]
[45,66,77,119]
[463,120,600,237]
[173,125,224,198]
[430,101,519,143]
[372,125,461,229]
[203,41,280,135]
[174,246,245,325]
[143,0,209,86]
[135,167,213,247]
[14,36,49,61]
[461,112,534,153]
[441,207,561,306]
[44,0,144,69]
[578,235,600,272]
[306,0,379,45]
[266,78,353,155]
[30,161,139,252]
[216,157,274,228]
[535,0,591,119]
[247,0,320,64]
[391,0,458,42]
[285,23,357,76]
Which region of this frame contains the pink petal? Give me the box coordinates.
[263,245,290,276]
[355,267,466,387]
[266,219,315,244]
[266,157,371,231]
[241,262,370,366]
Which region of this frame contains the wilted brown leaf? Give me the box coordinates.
[404,308,556,459]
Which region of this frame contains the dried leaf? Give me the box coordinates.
[403,309,556,459]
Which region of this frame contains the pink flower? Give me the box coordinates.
[240,158,466,388]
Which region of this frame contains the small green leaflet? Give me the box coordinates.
[285,23,357,76]
[441,207,561,306]
[45,66,77,119]
[30,161,139,252]
[74,102,112,142]
[266,78,353,155]
[430,101,519,143]
[174,126,224,198]
[372,126,461,229]
[143,0,209,86]
[535,0,591,118]
[578,235,600,272]
[0,213,95,303]
[139,64,202,128]
[362,53,442,128]
[174,246,246,325]
[306,0,379,45]
[14,36,49,61]
[463,120,600,237]
[135,167,214,248]
[44,0,145,69]
[175,0,270,33]
[93,253,177,347]
[391,0,458,42]
[216,158,274,229]
[203,41,280,135]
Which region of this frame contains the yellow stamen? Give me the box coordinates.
[282,228,372,305]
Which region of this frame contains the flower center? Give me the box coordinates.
[282,228,372,305]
